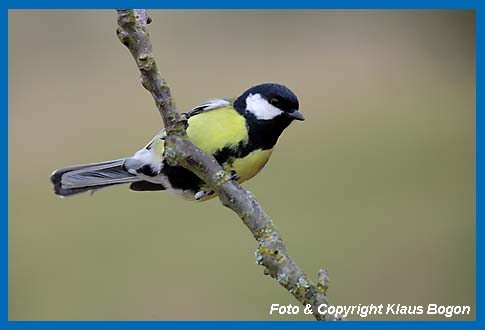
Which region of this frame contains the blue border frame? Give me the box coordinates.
[4,0,480,328]
[1,0,481,9]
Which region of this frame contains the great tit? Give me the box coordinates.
[51,83,304,201]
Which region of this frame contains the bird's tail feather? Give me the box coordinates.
[50,158,141,197]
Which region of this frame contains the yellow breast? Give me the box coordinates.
[186,106,273,183]
[194,148,273,201]
[226,149,273,183]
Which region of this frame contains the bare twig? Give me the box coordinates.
[116,9,339,321]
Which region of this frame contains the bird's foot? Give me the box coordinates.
[228,170,240,181]
[195,189,214,201]
[194,171,238,200]
[179,113,190,129]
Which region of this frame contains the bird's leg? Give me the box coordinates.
[194,171,238,201]
[179,113,190,129]
[229,170,240,181]
[195,189,214,201]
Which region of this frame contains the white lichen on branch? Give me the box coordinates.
[115,9,339,321]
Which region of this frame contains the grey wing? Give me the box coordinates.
[184,98,232,118]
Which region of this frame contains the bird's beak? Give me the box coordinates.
[287,109,305,121]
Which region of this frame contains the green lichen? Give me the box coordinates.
[276,272,289,285]
[317,283,328,296]
[163,145,177,163]
[116,28,132,47]
[161,79,170,89]
[297,276,310,289]
[214,170,227,185]
[256,224,274,241]
[138,52,154,71]
[275,252,283,262]
[126,10,136,25]
[259,246,273,256]
[255,245,282,265]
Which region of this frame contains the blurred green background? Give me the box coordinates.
[8,10,475,320]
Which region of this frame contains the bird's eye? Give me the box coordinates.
[270,98,280,107]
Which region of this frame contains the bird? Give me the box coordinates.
[50,82,304,201]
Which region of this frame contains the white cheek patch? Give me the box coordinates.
[245,93,283,120]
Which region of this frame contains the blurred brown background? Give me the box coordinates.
[8,10,475,320]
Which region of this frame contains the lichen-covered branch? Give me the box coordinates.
[116,9,182,134]
[116,9,340,321]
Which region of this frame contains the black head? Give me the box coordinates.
[232,83,304,150]
[234,83,304,122]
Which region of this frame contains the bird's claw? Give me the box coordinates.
[195,189,214,201]
[229,170,240,181]
[179,113,190,129]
